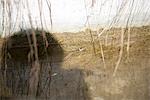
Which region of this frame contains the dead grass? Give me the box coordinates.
[0,25,150,99]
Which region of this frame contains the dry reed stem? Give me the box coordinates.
[46,0,53,30]
[113,27,124,77]
[127,27,131,58]
[29,61,40,96]
[26,0,40,96]
[96,30,106,69]
[26,30,34,62]
[99,39,106,69]
[105,31,108,46]
[38,0,49,48]
[83,0,96,55]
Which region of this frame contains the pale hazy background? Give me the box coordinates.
[0,0,150,34]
